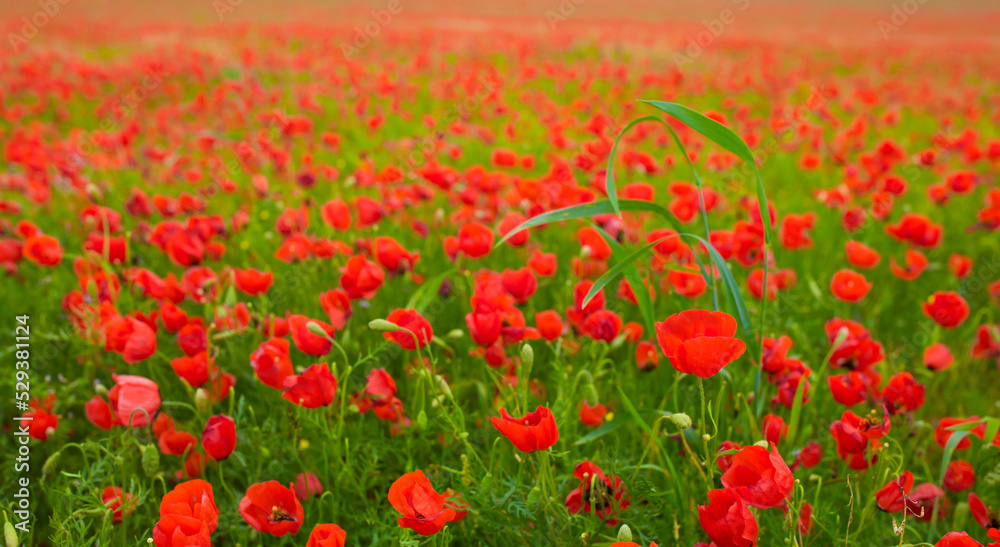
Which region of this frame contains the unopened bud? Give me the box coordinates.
[307,321,335,340]
[367,319,399,332]
[141,444,160,478]
[617,524,633,543]
[194,388,210,413]
[669,413,692,429]
[526,486,541,508]
[5,521,18,547]
[417,410,428,429]
[520,343,534,368]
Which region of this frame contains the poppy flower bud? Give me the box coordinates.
[446,329,464,339]
[526,486,541,508]
[95,382,108,396]
[753,440,769,448]
[308,321,338,339]
[368,319,399,332]
[194,388,210,413]
[5,521,17,547]
[520,343,534,368]
[669,413,692,429]
[141,444,160,477]
[202,415,237,460]
[617,524,633,542]
[480,472,493,492]
[417,410,428,429]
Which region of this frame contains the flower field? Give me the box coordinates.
[2,1,1000,546]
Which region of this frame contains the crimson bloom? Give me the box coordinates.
[655,310,746,378]
[101,486,137,524]
[943,460,975,492]
[108,374,161,427]
[250,338,294,390]
[491,406,559,452]
[289,315,336,356]
[830,269,872,303]
[565,460,629,523]
[201,415,236,460]
[698,487,759,547]
[387,470,457,536]
[720,443,793,509]
[238,481,304,537]
[923,291,970,329]
[305,523,347,547]
[233,267,273,295]
[384,308,433,350]
[876,471,914,512]
[283,363,338,408]
[934,532,982,547]
[339,255,385,299]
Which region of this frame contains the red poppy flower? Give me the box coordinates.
[564,460,629,522]
[934,417,985,450]
[289,315,335,356]
[969,492,1000,529]
[159,429,198,456]
[294,472,324,502]
[924,343,955,371]
[825,318,884,371]
[105,316,158,364]
[201,415,236,460]
[720,443,793,509]
[233,267,273,296]
[882,372,925,414]
[339,255,385,299]
[935,532,983,547]
[238,481,304,536]
[374,236,419,274]
[176,323,207,357]
[101,486,137,524]
[922,291,970,329]
[491,406,559,452]
[85,395,116,430]
[152,513,212,547]
[876,471,913,512]
[528,249,557,277]
[636,340,660,371]
[305,523,346,547]
[181,266,219,304]
[655,310,746,378]
[387,470,456,536]
[886,212,943,248]
[283,363,338,408]
[761,414,788,445]
[454,222,495,259]
[890,250,928,281]
[949,254,974,279]
[698,487,759,547]
[535,310,563,341]
[578,226,612,260]
[22,234,64,266]
[497,213,529,247]
[170,352,210,388]
[250,338,295,390]
[159,479,219,533]
[580,309,623,342]
[830,269,872,303]
[798,440,822,468]
[579,401,607,427]
[109,374,161,427]
[906,483,946,521]
[384,308,433,350]
[943,460,975,492]
[845,240,881,269]
[319,289,353,330]
[320,199,352,231]
[500,267,538,303]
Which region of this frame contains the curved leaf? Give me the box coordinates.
[605,115,666,218]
